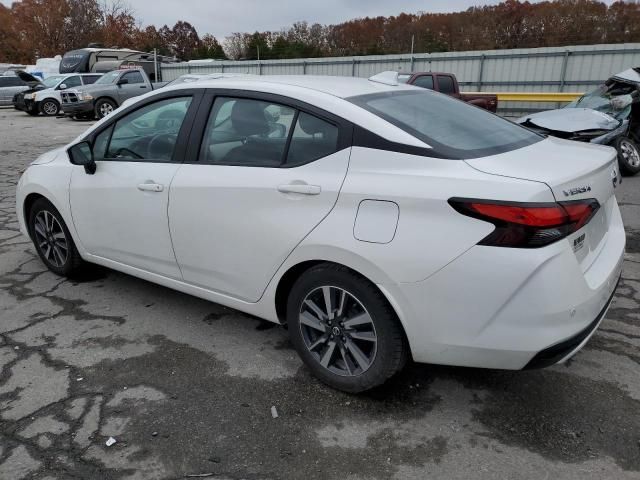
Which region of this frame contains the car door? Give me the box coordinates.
[118,70,149,102]
[169,93,352,302]
[69,92,200,278]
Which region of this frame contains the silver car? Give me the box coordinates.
[0,71,43,106]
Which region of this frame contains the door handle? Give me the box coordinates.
[277,183,321,195]
[137,182,164,192]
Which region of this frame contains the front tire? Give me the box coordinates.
[615,136,640,176]
[94,98,116,119]
[287,264,408,393]
[39,99,60,116]
[28,198,85,277]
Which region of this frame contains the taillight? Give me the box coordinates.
[448,198,600,248]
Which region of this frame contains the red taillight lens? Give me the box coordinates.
[449,198,600,248]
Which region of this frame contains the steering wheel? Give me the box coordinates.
[113,147,143,159]
[147,133,177,160]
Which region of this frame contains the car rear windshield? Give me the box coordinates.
[348,90,541,159]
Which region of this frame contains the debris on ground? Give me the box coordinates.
[271,406,278,418]
[105,437,116,447]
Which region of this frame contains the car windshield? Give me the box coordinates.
[94,71,121,85]
[568,83,634,120]
[43,76,65,88]
[348,90,541,159]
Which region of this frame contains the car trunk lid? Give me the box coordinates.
[465,136,620,271]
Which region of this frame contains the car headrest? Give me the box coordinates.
[299,113,332,137]
[231,100,270,137]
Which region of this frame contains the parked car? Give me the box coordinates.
[517,67,640,176]
[0,70,42,106]
[61,68,165,120]
[14,73,102,116]
[17,72,624,392]
[398,71,498,111]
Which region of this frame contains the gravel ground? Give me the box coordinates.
[1,107,640,480]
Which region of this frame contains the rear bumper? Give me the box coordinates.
[523,275,619,369]
[386,198,625,370]
[61,101,93,116]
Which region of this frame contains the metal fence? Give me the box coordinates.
[160,43,640,114]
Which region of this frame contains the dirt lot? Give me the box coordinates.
[1,108,640,480]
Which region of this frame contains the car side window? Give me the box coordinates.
[93,125,113,161]
[413,75,434,90]
[123,71,144,84]
[83,75,101,85]
[102,96,192,162]
[0,77,22,87]
[200,97,295,166]
[437,76,455,94]
[285,112,339,166]
[63,76,81,88]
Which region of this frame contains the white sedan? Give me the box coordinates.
[16,72,625,392]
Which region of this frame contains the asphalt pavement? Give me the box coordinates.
[1,108,639,479]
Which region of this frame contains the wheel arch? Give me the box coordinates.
[95,96,117,108]
[273,259,409,341]
[41,97,60,106]
[23,192,47,238]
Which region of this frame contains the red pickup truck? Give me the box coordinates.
[398,72,498,112]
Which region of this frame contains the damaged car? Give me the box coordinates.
[518,68,640,175]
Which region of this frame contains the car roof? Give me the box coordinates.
[188,75,416,99]
[83,74,430,150]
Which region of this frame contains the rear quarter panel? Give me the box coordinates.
[295,147,556,285]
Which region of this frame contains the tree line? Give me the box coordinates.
[1,0,639,64]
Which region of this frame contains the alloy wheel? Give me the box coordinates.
[620,139,640,168]
[42,101,58,115]
[100,103,114,117]
[33,210,68,268]
[299,286,377,376]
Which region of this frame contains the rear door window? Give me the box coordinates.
[437,75,456,94]
[0,77,23,87]
[82,75,101,85]
[200,97,295,166]
[285,112,339,166]
[412,75,434,90]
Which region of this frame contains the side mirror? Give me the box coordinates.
[68,141,96,175]
[117,78,129,86]
[58,83,68,90]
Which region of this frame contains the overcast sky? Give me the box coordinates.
[1,0,618,39]
[133,0,504,38]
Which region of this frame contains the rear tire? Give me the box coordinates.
[615,136,640,176]
[287,263,408,393]
[28,198,85,277]
[39,99,60,116]
[94,98,116,119]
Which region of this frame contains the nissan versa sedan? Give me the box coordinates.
[16,72,625,392]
